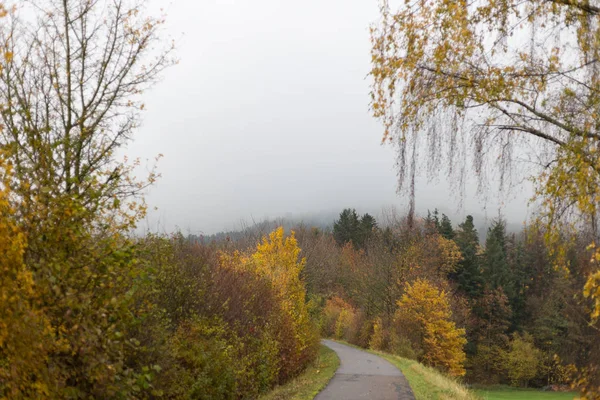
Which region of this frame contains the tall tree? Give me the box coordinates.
[483,220,512,293]
[506,233,529,329]
[395,279,467,377]
[0,0,173,244]
[453,215,483,297]
[0,1,173,396]
[468,287,513,382]
[425,209,441,235]
[360,213,378,244]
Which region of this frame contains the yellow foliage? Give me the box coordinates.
[503,333,542,387]
[224,227,318,378]
[0,163,52,399]
[371,0,600,392]
[251,227,313,345]
[584,263,600,322]
[369,317,387,351]
[437,236,463,275]
[395,279,467,376]
[322,296,356,340]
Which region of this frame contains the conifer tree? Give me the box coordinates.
[454,215,483,297]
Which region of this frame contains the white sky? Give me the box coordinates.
[129,0,532,234]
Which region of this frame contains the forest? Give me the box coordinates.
[179,206,600,398]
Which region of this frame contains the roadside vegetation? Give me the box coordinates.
[0,1,319,398]
[259,345,339,400]
[376,352,478,400]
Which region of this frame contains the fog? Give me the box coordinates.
[128,0,533,235]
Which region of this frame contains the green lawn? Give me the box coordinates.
[259,344,339,400]
[475,386,579,400]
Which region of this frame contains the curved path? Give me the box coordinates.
[316,340,415,400]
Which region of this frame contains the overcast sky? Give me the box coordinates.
[129,0,532,234]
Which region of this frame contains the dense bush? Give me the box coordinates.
[503,333,542,387]
[140,228,318,399]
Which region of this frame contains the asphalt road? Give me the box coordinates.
[315,340,415,400]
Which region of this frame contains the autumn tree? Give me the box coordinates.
[370,4,600,392]
[0,161,53,398]
[395,279,467,376]
[246,227,318,377]
[504,333,543,387]
[0,0,172,256]
[0,0,173,396]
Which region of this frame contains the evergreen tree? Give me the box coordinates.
[333,209,378,249]
[454,215,483,297]
[333,208,360,246]
[483,220,512,292]
[439,214,455,240]
[468,287,513,382]
[359,213,378,246]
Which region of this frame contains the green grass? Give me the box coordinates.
[475,386,579,400]
[259,345,340,400]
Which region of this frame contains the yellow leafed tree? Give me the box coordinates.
[218,227,318,380]
[250,227,316,371]
[395,279,467,376]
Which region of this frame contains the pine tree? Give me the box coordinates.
[333,209,360,246]
[453,215,483,297]
[468,287,513,382]
[359,213,378,246]
[506,234,528,330]
[483,220,512,292]
[439,214,455,240]
[333,209,378,249]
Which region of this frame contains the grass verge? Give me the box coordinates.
[373,352,479,400]
[475,385,579,400]
[259,344,340,400]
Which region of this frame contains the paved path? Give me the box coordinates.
[316,340,415,400]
